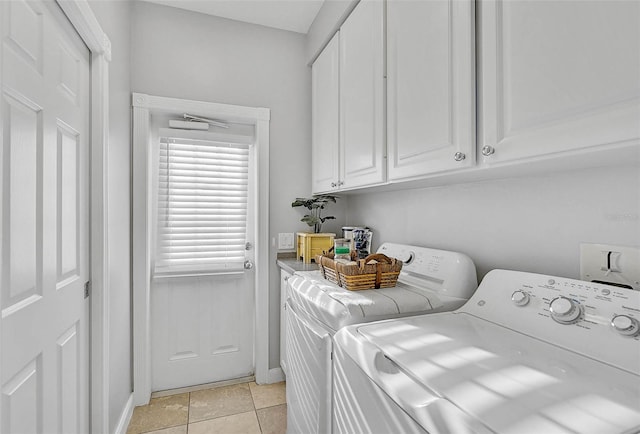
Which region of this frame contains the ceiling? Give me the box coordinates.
[140,0,324,34]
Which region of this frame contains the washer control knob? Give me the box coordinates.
[549,296,582,324]
[511,290,530,307]
[611,315,640,337]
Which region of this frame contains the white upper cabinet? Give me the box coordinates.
[479,0,640,165]
[339,0,385,189]
[312,33,340,194]
[387,0,476,181]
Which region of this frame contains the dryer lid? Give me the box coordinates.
[287,271,440,332]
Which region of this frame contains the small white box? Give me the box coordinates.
[278,233,295,250]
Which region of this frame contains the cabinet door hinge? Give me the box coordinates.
[84,281,91,299]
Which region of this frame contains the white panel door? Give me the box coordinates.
[150,143,256,391]
[339,0,385,190]
[0,1,90,433]
[387,0,475,180]
[479,0,640,164]
[311,33,340,194]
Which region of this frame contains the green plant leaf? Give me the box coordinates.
[315,194,337,203]
[301,215,320,226]
[291,198,314,209]
[292,195,338,225]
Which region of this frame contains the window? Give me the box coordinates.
[154,136,250,276]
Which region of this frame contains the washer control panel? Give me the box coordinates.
[377,243,478,300]
[462,269,640,374]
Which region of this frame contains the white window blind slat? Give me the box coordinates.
[155,137,250,276]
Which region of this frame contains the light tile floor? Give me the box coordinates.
[126,381,286,434]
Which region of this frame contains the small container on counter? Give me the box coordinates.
[334,238,351,260]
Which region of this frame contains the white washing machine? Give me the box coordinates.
[285,243,478,434]
[332,269,640,434]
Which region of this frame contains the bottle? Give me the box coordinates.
[334,238,351,260]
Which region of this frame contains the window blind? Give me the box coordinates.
[154,137,250,276]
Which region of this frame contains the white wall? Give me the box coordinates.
[87,1,133,431]
[131,1,313,370]
[346,165,640,281]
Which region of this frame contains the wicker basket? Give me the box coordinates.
[315,253,403,291]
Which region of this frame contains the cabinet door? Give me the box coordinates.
[387,0,475,180]
[279,269,292,375]
[479,0,640,164]
[312,33,340,194]
[340,0,385,189]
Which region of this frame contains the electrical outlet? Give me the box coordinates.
[278,233,295,250]
[580,243,640,290]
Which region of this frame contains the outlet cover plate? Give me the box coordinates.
[580,243,640,290]
[278,233,294,250]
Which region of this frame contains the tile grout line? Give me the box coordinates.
[250,384,264,433]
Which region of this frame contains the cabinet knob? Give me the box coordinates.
[331,182,337,187]
[481,145,495,156]
[454,152,466,161]
[338,181,344,186]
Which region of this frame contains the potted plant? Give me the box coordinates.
[291,195,338,233]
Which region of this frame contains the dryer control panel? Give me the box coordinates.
[460,269,640,375]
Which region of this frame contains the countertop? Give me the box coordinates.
[276,253,319,274]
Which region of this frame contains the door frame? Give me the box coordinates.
[131,93,270,405]
[54,2,112,432]
[0,1,112,433]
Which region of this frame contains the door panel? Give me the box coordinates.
[311,32,340,194]
[4,93,40,304]
[1,1,90,432]
[57,323,79,433]
[339,0,385,189]
[57,121,80,282]
[6,0,43,74]
[387,0,475,179]
[479,0,640,164]
[151,274,255,391]
[1,356,42,434]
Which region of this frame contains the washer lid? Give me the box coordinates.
[287,271,442,332]
[336,312,640,434]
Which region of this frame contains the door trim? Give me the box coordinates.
[53,1,111,433]
[131,93,270,405]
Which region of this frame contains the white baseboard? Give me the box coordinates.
[113,393,134,434]
[267,367,285,383]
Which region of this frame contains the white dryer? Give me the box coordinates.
[285,243,478,434]
[332,269,640,434]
